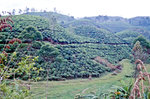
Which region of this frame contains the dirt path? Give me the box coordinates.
[81,88,89,94]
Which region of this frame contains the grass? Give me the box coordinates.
[26,59,134,99]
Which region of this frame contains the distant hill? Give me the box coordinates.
[26,12,75,24]
[129,16,150,26]
[26,12,150,33]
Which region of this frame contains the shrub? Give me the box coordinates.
[32,41,42,49]
[19,26,43,41]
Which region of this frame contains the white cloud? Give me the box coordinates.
[0,0,150,18]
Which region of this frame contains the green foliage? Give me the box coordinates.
[0,80,30,99]
[30,59,133,99]
[38,44,59,62]
[106,81,133,99]
[0,13,133,80]
[116,29,140,43]
[19,26,43,41]
[116,28,150,44]
[0,15,43,98]
[54,43,131,79]
[73,25,124,43]
[132,36,150,62]
[1,14,132,80]
[133,35,150,49]
[0,52,40,98]
[133,41,143,52]
[32,41,42,49]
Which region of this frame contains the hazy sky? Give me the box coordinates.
[0,0,150,18]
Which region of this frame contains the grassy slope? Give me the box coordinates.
[28,59,133,99]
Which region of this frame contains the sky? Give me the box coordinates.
[0,0,150,18]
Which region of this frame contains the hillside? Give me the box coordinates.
[30,59,134,99]
[26,12,75,24]
[3,12,150,81]
[26,12,150,38]
[116,28,150,43]
[0,13,133,81]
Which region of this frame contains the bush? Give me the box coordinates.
[32,41,42,49]
[19,26,43,41]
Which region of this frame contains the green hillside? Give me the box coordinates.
[0,14,132,81]
[73,25,125,43]
[2,11,150,99]
[30,59,134,99]
[115,29,140,43]
[116,28,150,43]
[26,12,75,24]
[99,21,133,33]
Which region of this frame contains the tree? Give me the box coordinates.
[25,7,30,13]
[18,9,22,14]
[12,9,16,15]
[132,41,148,62]
[1,11,6,15]
[133,41,142,54]
[0,15,13,31]
[133,36,150,62]
[133,35,150,49]
[39,44,59,62]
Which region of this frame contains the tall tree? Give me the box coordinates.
[2,11,5,15]
[12,9,16,15]
[18,9,22,14]
[132,41,148,62]
[25,7,30,13]
[133,35,150,49]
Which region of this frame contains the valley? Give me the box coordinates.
[1,11,150,99]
